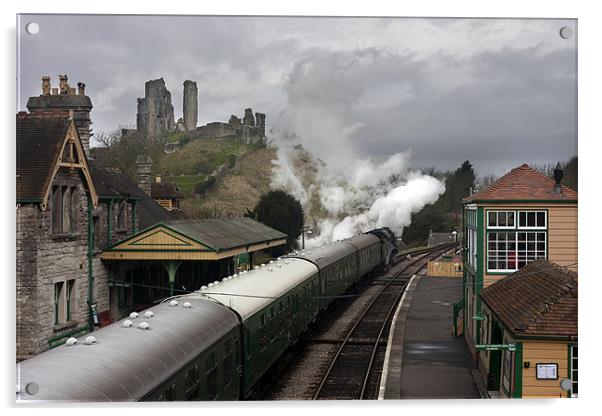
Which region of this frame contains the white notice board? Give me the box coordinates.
[536,363,558,380]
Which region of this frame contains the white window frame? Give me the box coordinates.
[570,345,578,398]
[517,210,547,230]
[486,231,547,273]
[486,210,516,229]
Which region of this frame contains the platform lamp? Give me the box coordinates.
[302,226,312,249]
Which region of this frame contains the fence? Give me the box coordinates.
[426,256,463,278]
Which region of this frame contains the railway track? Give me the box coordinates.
[312,243,456,400]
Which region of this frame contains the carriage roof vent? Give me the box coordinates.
[129,312,139,319]
[183,301,192,308]
[169,300,178,307]
[65,337,78,346]
[213,280,220,285]
[84,336,97,345]
[122,320,134,328]
[144,311,154,318]
[201,285,208,290]
[138,322,150,330]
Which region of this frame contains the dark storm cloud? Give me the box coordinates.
[17,15,576,175]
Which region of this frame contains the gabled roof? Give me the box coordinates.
[166,217,287,251]
[88,159,186,229]
[480,260,577,339]
[101,217,287,261]
[16,111,97,208]
[151,182,184,199]
[17,112,71,201]
[464,164,577,203]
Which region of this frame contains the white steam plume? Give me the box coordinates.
[269,49,446,247]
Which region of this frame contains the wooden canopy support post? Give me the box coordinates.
[162,260,183,296]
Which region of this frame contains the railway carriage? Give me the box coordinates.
[17,228,397,402]
[347,234,382,278]
[287,242,358,310]
[17,298,241,401]
[195,257,320,397]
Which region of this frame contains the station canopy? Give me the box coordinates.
[100,217,287,261]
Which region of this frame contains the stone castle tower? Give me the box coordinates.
[136,78,175,143]
[26,75,93,155]
[183,80,198,131]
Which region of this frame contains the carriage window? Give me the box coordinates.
[206,352,218,400]
[185,365,200,400]
[162,383,176,401]
[223,339,233,386]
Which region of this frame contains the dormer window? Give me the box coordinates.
[51,185,80,235]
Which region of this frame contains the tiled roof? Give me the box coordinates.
[151,182,184,199]
[464,164,577,203]
[166,217,287,251]
[480,260,577,339]
[88,159,187,229]
[16,112,72,201]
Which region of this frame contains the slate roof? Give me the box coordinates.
[464,164,578,203]
[480,260,577,339]
[88,159,187,229]
[16,111,72,201]
[165,217,287,251]
[151,181,184,199]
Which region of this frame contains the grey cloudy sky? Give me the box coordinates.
[17,15,577,176]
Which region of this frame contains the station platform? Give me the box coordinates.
[379,271,481,399]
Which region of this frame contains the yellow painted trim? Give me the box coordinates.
[40,121,98,210]
[100,237,287,261]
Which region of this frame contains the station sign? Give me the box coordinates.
[476,343,516,352]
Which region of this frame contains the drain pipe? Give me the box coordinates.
[87,194,95,332]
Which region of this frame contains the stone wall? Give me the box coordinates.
[15,167,140,360]
[16,169,92,361]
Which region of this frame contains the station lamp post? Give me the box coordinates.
[302,226,312,249]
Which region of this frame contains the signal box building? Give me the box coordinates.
[460,164,577,396]
[479,260,577,398]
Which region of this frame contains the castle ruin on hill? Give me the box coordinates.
[131,78,266,147]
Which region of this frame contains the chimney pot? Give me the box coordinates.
[59,74,69,94]
[41,76,51,95]
[553,162,564,195]
[77,82,86,95]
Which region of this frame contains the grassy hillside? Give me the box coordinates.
[181,146,277,218]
